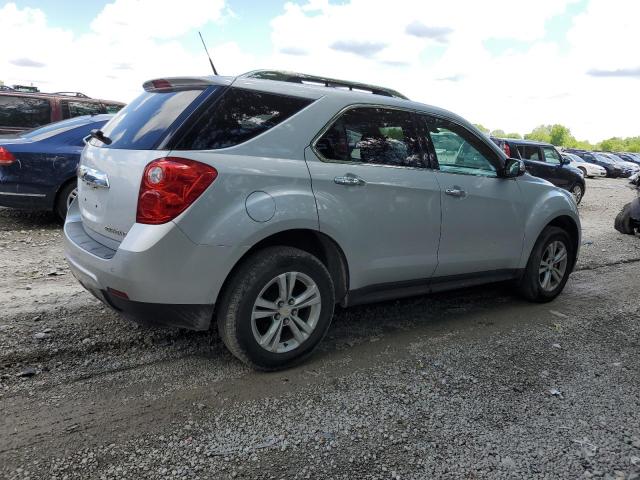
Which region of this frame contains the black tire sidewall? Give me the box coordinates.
[225,249,335,369]
[55,182,77,221]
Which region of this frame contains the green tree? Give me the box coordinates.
[525,125,552,143]
[473,123,490,134]
[549,124,573,146]
[503,132,523,139]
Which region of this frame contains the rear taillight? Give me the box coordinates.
[136,157,217,225]
[502,143,511,157]
[0,147,15,166]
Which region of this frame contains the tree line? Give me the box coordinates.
[473,124,640,153]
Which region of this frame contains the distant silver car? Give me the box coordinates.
[64,71,581,369]
[562,152,607,178]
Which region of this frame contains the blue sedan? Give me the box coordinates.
[0,114,112,219]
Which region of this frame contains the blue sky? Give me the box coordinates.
[1,0,638,142]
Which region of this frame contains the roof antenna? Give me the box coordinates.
[198,31,219,76]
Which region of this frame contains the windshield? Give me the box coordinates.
[21,116,93,141]
[594,154,613,163]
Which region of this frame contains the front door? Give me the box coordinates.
[305,106,442,291]
[419,115,525,278]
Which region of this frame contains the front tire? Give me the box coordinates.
[518,226,573,303]
[217,246,335,370]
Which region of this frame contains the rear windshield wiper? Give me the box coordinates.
[89,129,112,145]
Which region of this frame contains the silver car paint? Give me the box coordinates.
[65,74,581,321]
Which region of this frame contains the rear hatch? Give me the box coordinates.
[77,78,227,244]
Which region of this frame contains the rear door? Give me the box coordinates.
[420,114,524,277]
[77,87,210,243]
[305,106,441,291]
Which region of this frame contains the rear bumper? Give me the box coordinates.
[63,201,248,330]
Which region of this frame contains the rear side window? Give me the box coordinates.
[92,89,207,150]
[61,100,105,119]
[0,95,51,128]
[103,103,124,114]
[518,145,541,161]
[174,88,313,150]
[314,107,424,168]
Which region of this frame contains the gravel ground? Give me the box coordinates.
[0,177,639,480]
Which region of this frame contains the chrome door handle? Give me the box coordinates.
[445,187,466,198]
[334,174,366,186]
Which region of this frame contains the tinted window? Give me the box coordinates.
[93,89,207,150]
[425,117,497,176]
[61,100,105,119]
[0,95,51,128]
[315,107,424,168]
[542,146,561,164]
[175,88,312,150]
[519,145,541,161]
[104,103,124,114]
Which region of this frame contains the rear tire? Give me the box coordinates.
[570,183,584,204]
[517,226,573,303]
[216,246,335,370]
[55,181,77,221]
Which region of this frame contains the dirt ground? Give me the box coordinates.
[1,177,639,480]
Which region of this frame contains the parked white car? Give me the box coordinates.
[561,152,607,178]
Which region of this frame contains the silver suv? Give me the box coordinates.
[64,70,580,370]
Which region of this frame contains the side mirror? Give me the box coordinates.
[560,156,570,165]
[503,158,526,177]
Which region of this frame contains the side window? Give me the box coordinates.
[315,107,424,168]
[424,117,497,176]
[175,88,313,150]
[520,146,542,161]
[542,146,561,165]
[61,101,105,119]
[0,96,51,128]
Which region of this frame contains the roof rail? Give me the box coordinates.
[53,92,91,98]
[240,70,409,100]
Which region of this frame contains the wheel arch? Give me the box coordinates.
[217,228,350,308]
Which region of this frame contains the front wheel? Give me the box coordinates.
[517,226,574,303]
[217,246,335,370]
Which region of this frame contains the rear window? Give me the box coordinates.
[0,95,51,128]
[22,116,93,141]
[173,88,313,150]
[91,89,208,150]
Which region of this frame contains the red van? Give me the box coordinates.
[0,91,124,134]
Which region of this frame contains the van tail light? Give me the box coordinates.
[502,143,511,158]
[136,157,217,225]
[0,147,15,165]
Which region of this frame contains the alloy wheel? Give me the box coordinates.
[571,185,583,204]
[66,188,78,209]
[251,272,322,353]
[538,240,568,292]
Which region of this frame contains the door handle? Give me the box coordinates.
[334,174,366,186]
[445,187,466,198]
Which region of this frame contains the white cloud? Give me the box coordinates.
[0,1,253,102]
[0,0,638,142]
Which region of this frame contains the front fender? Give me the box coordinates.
[518,178,581,269]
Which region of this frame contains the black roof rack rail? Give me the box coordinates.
[240,70,409,100]
[53,92,91,98]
